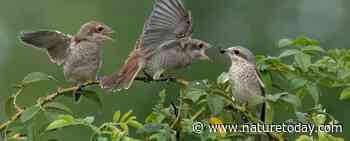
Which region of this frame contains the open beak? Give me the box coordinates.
[102,30,115,41]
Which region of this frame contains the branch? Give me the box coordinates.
[0,81,99,132]
[135,77,189,87]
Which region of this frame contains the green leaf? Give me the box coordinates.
[339,87,350,100]
[83,116,95,124]
[266,93,287,102]
[22,72,55,85]
[290,78,308,90]
[113,111,121,123]
[5,96,16,117]
[145,112,165,124]
[137,123,168,134]
[120,123,129,134]
[319,133,344,141]
[294,53,311,72]
[281,94,302,108]
[278,38,293,48]
[207,94,225,115]
[313,114,326,125]
[97,137,109,141]
[217,72,230,84]
[247,95,265,108]
[260,71,273,90]
[185,81,208,103]
[83,90,103,109]
[295,135,314,141]
[302,45,325,53]
[44,102,73,114]
[295,112,308,122]
[121,110,133,123]
[128,120,144,129]
[267,93,301,108]
[279,49,300,58]
[293,37,319,46]
[46,115,76,131]
[21,104,41,122]
[306,83,320,104]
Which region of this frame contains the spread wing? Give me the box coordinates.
[19,30,72,65]
[139,0,193,49]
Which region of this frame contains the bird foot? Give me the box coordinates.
[73,84,85,103]
[135,77,153,83]
[157,75,177,83]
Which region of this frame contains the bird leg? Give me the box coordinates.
[157,74,177,82]
[73,84,84,103]
[135,71,154,83]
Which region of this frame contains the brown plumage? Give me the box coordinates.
[101,0,211,91]
[20,21,114,101]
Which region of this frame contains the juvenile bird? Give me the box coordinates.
[101,0,211,91]
[20,21,114,101]
[220,46,265,121]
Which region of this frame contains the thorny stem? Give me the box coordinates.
[0,81,99,132]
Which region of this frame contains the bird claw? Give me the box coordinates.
[158,75,177,83]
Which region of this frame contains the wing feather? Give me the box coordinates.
[139,0,193,50]
[19,30,71,65]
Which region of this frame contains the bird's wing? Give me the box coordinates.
[19,30,72,65]
[255,69,265,94]
[139,0,193,50]
[255,69,266,122]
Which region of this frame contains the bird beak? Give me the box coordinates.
[102,30,115,41]
[220,49,227,54]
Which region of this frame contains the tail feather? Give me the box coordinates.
[101,50,143,91]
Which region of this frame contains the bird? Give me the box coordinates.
[220,46,266,121]
[101,0,211,91]
[19,21,114,101]
[220,46,267,140]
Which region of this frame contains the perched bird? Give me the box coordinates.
[221,46,267,140]
[19,21,114,101]
[101,0,211,91]
[220,46,265,121]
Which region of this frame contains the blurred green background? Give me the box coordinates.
[0,0,349,140]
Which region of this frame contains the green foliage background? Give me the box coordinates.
[0,0,349,140]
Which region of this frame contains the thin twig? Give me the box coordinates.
[134,77,189,87]
[0,81,99,132]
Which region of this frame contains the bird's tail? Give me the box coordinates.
[101,50,143,91]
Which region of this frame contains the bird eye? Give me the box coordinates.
[198,43,204,49]
[233,49,240,55]
[96,25,104,32]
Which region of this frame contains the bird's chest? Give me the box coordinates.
[63,42,102,81]
[66,43,101,66]
[229,63,255,83]
[146,48,192,71]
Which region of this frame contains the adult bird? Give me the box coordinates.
[20,21,114,101]
[101,0,211,91]
[220,46,267,140]
[220,46,266,120]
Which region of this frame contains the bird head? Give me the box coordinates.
[77,21,114,43]
[220,46,255,64]
[186,39,211,60]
